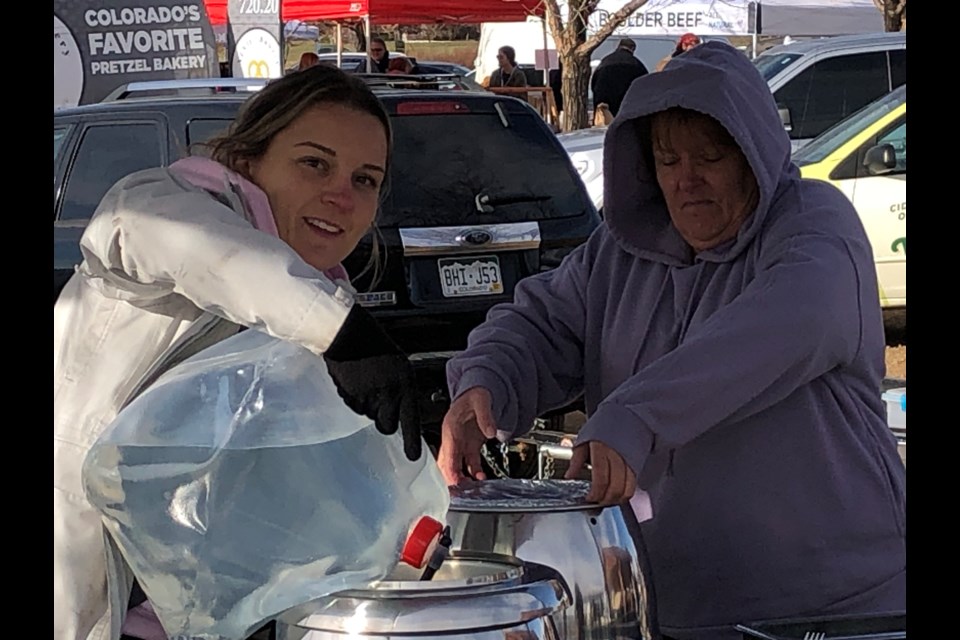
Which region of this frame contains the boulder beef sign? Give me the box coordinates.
[54,1,219,108]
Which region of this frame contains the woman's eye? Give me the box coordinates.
[300,156,330,172]
[355,174,380,189]
[656,156,679,167]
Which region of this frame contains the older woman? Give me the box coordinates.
[438,42,905,638]
[55,66,422,640]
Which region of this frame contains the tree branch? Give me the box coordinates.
[578,0,652,56]
[541,0,566,46]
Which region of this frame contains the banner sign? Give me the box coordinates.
[589,0,752,36]
[228,0,282,79]
[54,1,219,108]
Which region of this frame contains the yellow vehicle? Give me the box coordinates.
[794,85,906,309]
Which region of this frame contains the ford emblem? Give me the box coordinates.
[460,230,493,246]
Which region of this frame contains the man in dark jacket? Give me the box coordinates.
[590,38,649,117]
[549,62,563,114]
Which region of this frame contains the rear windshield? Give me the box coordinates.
[755,53,803,82]
[382,111,589,227]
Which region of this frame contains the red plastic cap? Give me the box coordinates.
[400,516,444,568]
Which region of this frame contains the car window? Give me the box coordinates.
[187,118,234,147]
[889,50,906,88]
[755,53,804,82]
[774,51,890,141]
[793,85,905,167]
[58,123,164,222]
[54,126,70,162]
[383,111,589,227]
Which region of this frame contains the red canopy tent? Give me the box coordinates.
[204,0,540,24]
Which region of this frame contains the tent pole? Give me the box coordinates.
[542,17,550,72]
[752,31,758,59]
[365,15,373,72]
[336,22,343,68]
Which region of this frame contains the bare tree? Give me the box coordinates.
[872,0,906,31]
[543,0,652,131]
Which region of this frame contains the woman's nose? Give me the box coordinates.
[321,176,355,211]
[676,161,704,191]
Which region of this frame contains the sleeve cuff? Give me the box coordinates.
[293,284,354,355]
[575,402,654,478]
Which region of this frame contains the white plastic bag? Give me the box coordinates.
[83,329,450,640]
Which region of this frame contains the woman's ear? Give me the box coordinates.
[236,157,255,181]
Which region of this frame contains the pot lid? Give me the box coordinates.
[279,555,566,634]
[449,479,596,513]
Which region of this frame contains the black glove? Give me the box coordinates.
[323,304,423,461]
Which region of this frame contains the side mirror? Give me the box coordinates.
[863,143,897,175]
[778,107,793,133]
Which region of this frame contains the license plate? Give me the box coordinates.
[438,256,503,297]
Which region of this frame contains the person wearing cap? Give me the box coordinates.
[656,33,702,71]
[590,38,650,118]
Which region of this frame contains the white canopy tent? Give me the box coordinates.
[757,0,883,36]
[475,0,885,79]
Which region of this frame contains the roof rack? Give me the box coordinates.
[101,78,269,102]
[355,73,469,91]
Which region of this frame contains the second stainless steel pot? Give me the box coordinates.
[446,479,661,640]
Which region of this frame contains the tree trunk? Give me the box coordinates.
[559,53,592,131]
[542,0,653,131]
[873,0,906,32]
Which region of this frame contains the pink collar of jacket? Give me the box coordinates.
[169,156,349,282]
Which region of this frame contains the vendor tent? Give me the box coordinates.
[204,0,540,24]
[758,0,883,36]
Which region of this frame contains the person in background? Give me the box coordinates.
[438,42,905,639]
[591,38,649,117]
[387,56,415,75]
[656,33,702,71]
[549,61,563,116]
[297,51,320,71]
[369,37,390,73]
[486,46,528,90]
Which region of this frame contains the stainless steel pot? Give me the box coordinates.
[276,551,569,639]
[446,479,661,640]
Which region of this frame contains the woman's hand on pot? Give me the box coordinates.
[566,441,637,506]
[437,387,498,486]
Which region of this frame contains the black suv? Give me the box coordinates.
[53,79,600,448]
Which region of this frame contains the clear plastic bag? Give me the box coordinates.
[83,329,450,640]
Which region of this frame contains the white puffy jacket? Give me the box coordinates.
[54,166,355,640]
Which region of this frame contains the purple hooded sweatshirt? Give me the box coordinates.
[447,42,906,638]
